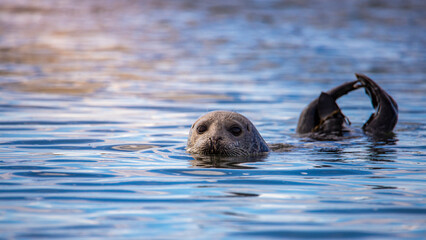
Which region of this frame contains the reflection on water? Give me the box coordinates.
[189,154,267,169]
[1,0,425,239]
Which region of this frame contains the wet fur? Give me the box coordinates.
[187,111,269,157]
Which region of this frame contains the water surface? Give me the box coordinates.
[0,0,425,239]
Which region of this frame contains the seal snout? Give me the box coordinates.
[208,136,223,154]
[209,136,223,142]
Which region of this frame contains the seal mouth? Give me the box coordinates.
[201,140,253,157]
[195,140,260,157]
[195,136,234,156]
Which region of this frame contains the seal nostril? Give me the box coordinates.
[207,136,223,154]
[211,136,223,142]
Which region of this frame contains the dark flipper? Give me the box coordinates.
[356,73,398,135]
[315,92,347,134]
[296,80,361,135]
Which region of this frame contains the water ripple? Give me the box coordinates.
[41,196,215,203]
[0,166,55,170]
[149,168,372,177]
[0,121,123,126]
[14,171,116,178]
[0,188,134,194]
[233,230,391,239]
[57,179,323,186]
[1,139,103,145]
[308,208,426,215]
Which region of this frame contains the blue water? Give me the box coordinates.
[0,0,425,239]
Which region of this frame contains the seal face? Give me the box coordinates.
[187,111,269,156]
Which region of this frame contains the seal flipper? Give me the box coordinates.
[318,92,341,120]
[326,80,362,100]
[297,80,360,135]
[315,92,347,135]
[296,99,319,134]
[356,73,398,135]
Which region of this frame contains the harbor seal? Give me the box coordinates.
[187,74,398,156]
[186,111,269,156]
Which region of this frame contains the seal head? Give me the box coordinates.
[187,111,269,156]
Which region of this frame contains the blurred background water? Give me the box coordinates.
[0,0,425,239]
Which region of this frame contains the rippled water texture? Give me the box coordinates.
[0,0,425,239]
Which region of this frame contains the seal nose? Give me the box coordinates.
[210,136,223,142]
[208,136,223,154]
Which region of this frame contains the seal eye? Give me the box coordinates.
[229,126,242,136]
[197,125,208,134]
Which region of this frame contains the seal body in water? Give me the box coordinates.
[188,74,398,156]
[296,73,398,138]
[296,79,362,137]
[187,111,269,156]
